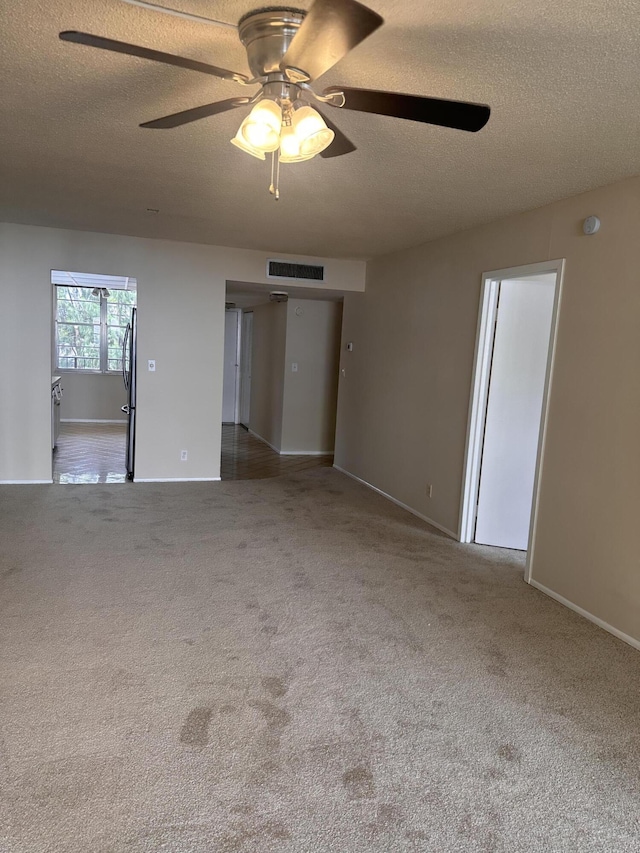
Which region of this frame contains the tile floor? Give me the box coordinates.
[221,424,333,480]
[53,423,127,484]
[53,423,333,484]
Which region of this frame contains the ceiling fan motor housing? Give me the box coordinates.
[238,7,306,77]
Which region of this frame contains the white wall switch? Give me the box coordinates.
[347,342,353,351]
[180,450,188,461]
[291,362,298,372]
[148,360,156,372]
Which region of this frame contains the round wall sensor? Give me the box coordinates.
[295,306,304,316]
[583,215,601,235]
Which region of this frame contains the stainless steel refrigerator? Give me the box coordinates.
[122,307,137,481]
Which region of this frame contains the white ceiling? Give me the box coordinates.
[1,0,639,259]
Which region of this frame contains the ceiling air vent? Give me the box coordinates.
[267,260,325,282]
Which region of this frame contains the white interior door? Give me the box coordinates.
[475,275,556,549]
[239,311,253,428]
[222,310,240,423]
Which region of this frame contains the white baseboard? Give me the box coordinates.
[0,480,53,485]
[248,430,281,454]
[280,450,334,456]
[134,477,221,483]
[61,419,127,424]
[333,465,459,540]
[529,579,640,652]
[248,430,333,457]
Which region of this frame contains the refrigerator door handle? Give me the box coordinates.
[123,323,131,391]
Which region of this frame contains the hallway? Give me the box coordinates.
[221,424,333,481]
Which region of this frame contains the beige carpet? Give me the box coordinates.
[1,469,639,852]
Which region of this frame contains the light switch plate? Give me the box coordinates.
[148,360,156,372]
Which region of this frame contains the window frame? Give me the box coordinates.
[54,285,136,375]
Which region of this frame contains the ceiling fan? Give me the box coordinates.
[59,0,491,198]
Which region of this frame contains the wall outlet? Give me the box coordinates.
[148,360,156,372]
[180,450,188,461]
[427,484,433,498]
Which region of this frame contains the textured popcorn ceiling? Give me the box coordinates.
[1,0,639,258]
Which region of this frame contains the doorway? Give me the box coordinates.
[51,270,137,484]
[460,261,564,571]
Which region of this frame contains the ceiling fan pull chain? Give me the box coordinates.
[269,149,281,200]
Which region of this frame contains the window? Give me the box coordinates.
[54,283,136,373]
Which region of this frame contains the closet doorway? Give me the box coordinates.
[460,261,564,570]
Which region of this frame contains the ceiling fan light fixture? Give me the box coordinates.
[293,105,335,158]
[230,129,266,160]
[239,98,282,153]
[279,123,315,163]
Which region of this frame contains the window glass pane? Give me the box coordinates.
[56,321,101,371]
[107,324,127,372]
[107,290,136,326]
[56,286,100,325]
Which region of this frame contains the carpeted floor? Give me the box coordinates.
[1,468,639,852]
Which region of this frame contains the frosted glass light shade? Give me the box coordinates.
[230,130,266,160]
[279,123,315,163]
[240,99,282,153]
[293,105,334,157]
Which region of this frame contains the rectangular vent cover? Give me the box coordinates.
[267,260,325,282]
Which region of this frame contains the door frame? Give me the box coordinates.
[458,259,565,582]
[239,310,253,428]
[223,308,242,424]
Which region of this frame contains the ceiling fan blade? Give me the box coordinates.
[59,31,248,82]
[280,0,383,82]
[140,97,250,129]
[314,109,357,157]
[324,86,491,132]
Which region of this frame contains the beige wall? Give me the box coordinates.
[248,299,342,454]
[248,302,287,451]
[281,299,342,453]
[335,176,640,643]
[59,374,127,421]
[0,223,365,482]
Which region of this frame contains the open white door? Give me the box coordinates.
[474,275,556,549]
[239,311,253,428]
[222,309,241,423]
